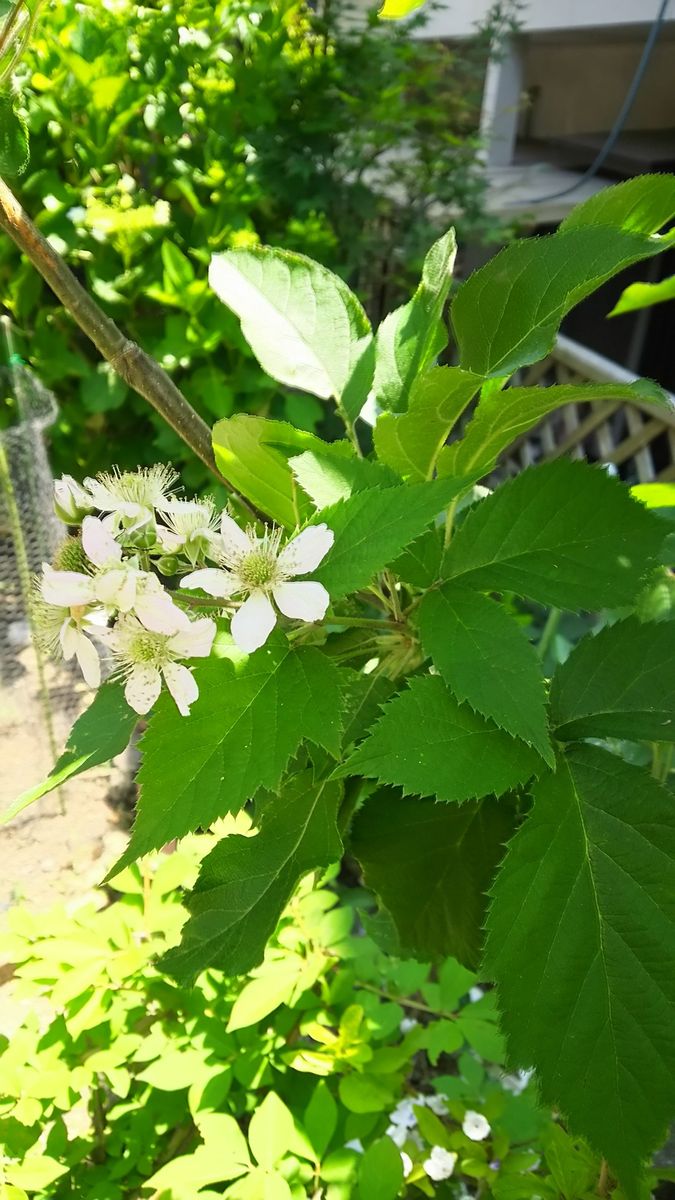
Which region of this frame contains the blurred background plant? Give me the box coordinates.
[0,0,515,490]
[4,829,667,1200]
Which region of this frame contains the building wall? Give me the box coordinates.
[418,0,671,41]
[521,38,675,137]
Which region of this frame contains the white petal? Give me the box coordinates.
[82,515,122,567]
[124,665,162,715]
[181,567,239,598]
[278,524,334,576]
[273,581,329,622]
[169,617,216,659]
[59,619,79,660]
[41,564,94,607]
[135,588,190,635]
[231,590,276,654]
[163,662,198,716]
[220,511,251,559]
[95,568,135,609]
[75,632,101,688]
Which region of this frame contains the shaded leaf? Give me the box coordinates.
[351,788,515,968]
[550,616,675,742]
[485,745,675,1196]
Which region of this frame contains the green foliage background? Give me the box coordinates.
[0,0,508,488]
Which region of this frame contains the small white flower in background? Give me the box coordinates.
[399,1016,418,1035]
[85,464,177,534]
[469,986,484,1003]
[386,1124,408,1149]
[66,206,86,225]
[400,1151,413,1178]
[423,1146,457,1182]
[105,613,216,715]
[344,1139,364,1154]
[178,24,211,47]
[389,1099,417,1130]
[462,1110,491,1142]
[182,514,333,654]
[159,498,220,562]
[41,518,188,636]
[423,1093,449,1117]
[500,1068,533,1096]
[54,474,94,524]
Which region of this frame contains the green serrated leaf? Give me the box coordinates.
[550,616,675,741]
[110,638,343,874]
[440,380,671,481]
[290,450,396,509]
[485,745,675,1196]
[209,246,371,411]
[313,475,472,601]
[374,365,480,480]
[610,273,675,317]
[451,224,670,378]
[212,414,351,528]
[373,229,456,413]
[351,788,515,968]
[560,173,675,236]
[442,459,665,610]
[2,682,136,825]
[339,675,541,803]
[340,670,396,752]
[418,584,552,765]
[161,773,342,982]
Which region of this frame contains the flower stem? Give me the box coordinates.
[0,176,251,508]
[326,613,400,630]
[356,981,457,1021]
[536,607,561,661]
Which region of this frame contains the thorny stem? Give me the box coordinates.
[0,176,253,512]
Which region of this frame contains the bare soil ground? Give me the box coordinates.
[0,642,131,913]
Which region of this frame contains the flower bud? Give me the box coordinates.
[156,554,180,576]
[54,475,94,525]
[121,518,158,550]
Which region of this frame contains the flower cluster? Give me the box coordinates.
[346,1092,492,1183]
[37,466,334,716]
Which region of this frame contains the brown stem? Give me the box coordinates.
[0,175,239,493]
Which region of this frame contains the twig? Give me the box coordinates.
[0,176,248,502]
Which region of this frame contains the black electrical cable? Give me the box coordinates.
[514,0,671,205]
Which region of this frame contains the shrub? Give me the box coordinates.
[0,0,512,487]
[0,838,656,1199]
